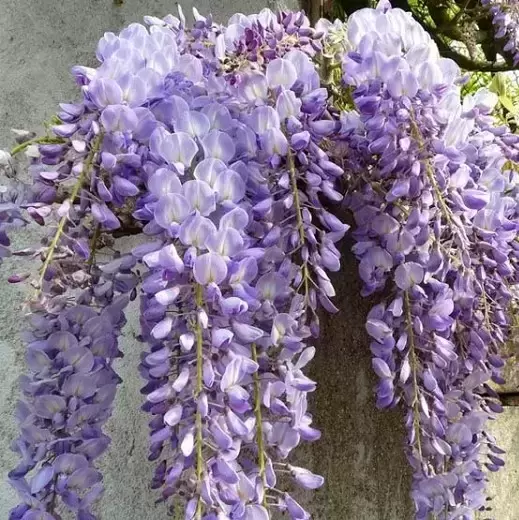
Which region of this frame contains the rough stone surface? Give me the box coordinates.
[0,1,518,519]
[495,342,519,395]
[291,236,414,519]
[478,408,519,520]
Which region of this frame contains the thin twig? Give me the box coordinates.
[35,133,103,296]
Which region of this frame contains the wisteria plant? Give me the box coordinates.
[2,1,519,519]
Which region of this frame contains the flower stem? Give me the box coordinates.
[287,148,310,306]
[409,119,466,241]
[35,133,103,295]
[404,290,423,460]
[251,343,268,507]
[194,284,204,520]
[10,136,65,156]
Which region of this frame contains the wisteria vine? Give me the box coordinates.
[2,1,519,519]
[483,0,519,65]
[328,3,519,519]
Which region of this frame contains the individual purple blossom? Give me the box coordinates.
[0,179,28,263]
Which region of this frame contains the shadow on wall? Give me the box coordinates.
[292,237,413,520]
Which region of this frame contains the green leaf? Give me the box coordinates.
[489,74,508,97]
[499,95,517,115]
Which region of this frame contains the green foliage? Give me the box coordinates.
[490,73,519,129]
[458,70,519,130]
[461,71,493,97]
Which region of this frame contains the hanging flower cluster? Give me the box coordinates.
[327,2,519,519]
[125,10,345,519]
[5,76,142,519]
[2,2,519,520]
[482,0,519,65]
[4,6,348,520]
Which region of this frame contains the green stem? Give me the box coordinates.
[194,284,204,520]
[251,343,268,507]
[425,162,455,228]
[482,287,491,330]
[287,148,310,306]
[409,121,451,221]
[35,133,102,296]
[10,136,65,156]
[410,119,469,245]
[404,290,423,461]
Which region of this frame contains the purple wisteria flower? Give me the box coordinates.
[332,1,519,518]
[128,9,346,516]
[4,5,347,520]
[5,2,519,519]
[0,179,27,264]
[482,0,519,65]
[6,100,141,517]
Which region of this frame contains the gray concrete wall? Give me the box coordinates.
[0,1,517,519]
